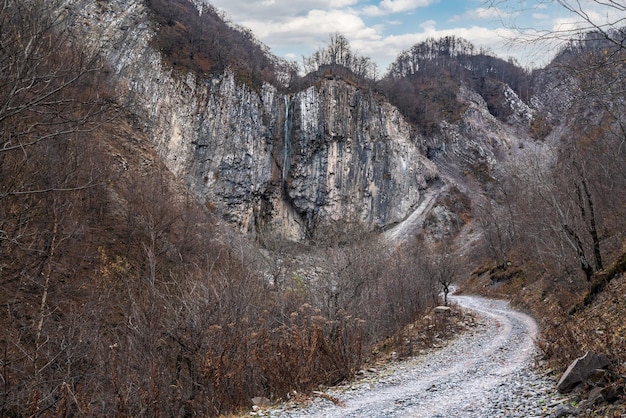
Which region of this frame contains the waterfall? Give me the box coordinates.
[282,95,293,190]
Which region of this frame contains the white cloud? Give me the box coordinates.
[551,4,625,33]
[353,23,552,71]
[532,13,550,20]
[236,8,381,62]
[327,0,361,7]
[208,0,360,22]
[473,7,509,19]
[204,0,560,72]
[450,7,517,23]
[363,0,437,16]
[420,19,437,33]
[551,16,589,33]
[245,9,376,38]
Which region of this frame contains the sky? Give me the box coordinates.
[203,0,622,73]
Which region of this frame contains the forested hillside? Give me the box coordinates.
[145,0,297,87]
[380,36,530,134]
[1,0,625,416]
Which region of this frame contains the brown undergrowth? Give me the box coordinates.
[0,4,444,415]
[0,118,432,416]
[0,113,442,417]
[373,303,476,361]
[238,304,475,416]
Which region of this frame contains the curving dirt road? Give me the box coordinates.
[268,294,563,418]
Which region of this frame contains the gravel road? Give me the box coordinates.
[263,294,570,418]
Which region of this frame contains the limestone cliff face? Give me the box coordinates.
[67,0,439,240]
[530,66,578,125]
[287,82,437,234]
[428,84,535,180]
[69,0,280,232]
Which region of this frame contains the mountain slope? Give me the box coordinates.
[2,0,625,416]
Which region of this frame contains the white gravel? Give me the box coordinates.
[260,294,572,418]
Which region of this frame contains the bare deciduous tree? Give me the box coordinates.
[302,32,378,80]
[487,0,625,55]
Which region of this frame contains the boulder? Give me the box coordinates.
[586,382,624,405]
[251,396,272,407]
[550,403,579,417]
[556,351,610,393]
[434,306,452,314]
[587,385,606,405]
[587,368,608,385]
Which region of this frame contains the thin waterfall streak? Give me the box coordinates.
[282,95,292,189]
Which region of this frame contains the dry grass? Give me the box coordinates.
[541,274,626,374]
[371,303,477,362]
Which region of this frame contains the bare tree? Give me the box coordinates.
[425,241,459,306]
[483,1,625,291]
[302,32,378,80]
[474,179,520,270]
[0,1,120,414]
[487,0,625,54]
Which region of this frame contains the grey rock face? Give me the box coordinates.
[67,0,556,243]
[550,403,580,418]
[63,0,442,240]
[428,84,534,181]
[530,66,579,125]
[287,82,438,234]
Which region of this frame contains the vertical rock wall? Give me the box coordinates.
[68,0,441,241]
[288,82,438,233]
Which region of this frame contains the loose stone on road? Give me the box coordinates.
[263,294,570,418]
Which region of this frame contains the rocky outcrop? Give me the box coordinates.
[68,0,572,244]
[530,65,579,125]
[286,82,438,235]
[430,85,534,180]
[65,0,440,241]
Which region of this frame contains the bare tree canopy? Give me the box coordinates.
[302,32,378,80]
[487,0,625,55]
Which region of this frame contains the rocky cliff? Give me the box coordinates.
[66,0,447,241]
[285,82,438,237]
[66,0,543,243]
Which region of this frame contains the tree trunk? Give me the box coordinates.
[563,223,594,281]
